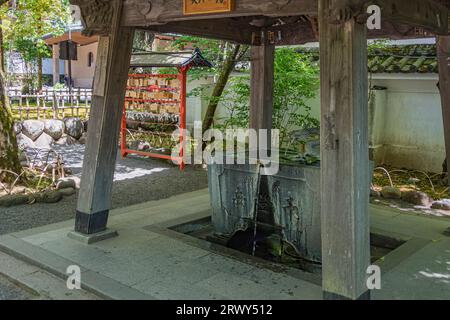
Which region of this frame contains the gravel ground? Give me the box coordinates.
[0,145,208,235]
[0,275,32,300]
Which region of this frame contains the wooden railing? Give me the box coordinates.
[8,88,92,120]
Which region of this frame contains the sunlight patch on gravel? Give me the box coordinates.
[42,144,170,181]
[113,166,168,181]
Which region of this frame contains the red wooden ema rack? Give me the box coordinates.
[121,49,212,170]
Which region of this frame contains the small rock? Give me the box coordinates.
[10,186,26,195]
[444,227,450,236]
[53,135,78,146]
[370,188,381,198]
[57,177,81,189]
[138,142,151,151]
[381,186,402,199]
[56,179,76,190]
[22,120,44,141]
[16,133,36,150]
[0,194,30,207]
[78,133,87,145]
[401,190,432,206]
[64,118,84,140]
[66,136,79,145]
[34,132,54,149]
[34,190,63,204]
[44,120,65,140]
[53,135,67,145]
[13,122,23,135]
[59,187,76,197]
[431,200,450,211]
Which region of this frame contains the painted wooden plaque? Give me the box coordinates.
[184,0,233,15]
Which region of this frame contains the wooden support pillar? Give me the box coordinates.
[75,0,135,235]
[437,36,450,188]
[249,44,274,131]
[319,0,371,300]
[52,44,60,85]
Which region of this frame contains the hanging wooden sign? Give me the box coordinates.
[184,0,233,15]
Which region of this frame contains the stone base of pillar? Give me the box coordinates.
[75,210,110,235]
[68,229,118,245]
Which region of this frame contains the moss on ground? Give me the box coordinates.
[372,166,448,200]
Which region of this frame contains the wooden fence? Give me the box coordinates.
[8,88,92,121]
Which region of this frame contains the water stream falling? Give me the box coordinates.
[251,163,262,256]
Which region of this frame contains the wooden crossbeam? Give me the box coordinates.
[372,0,449,35]
[144,18,318,46]
[121,0,318,26]
[324,0,448,34]
[145,18,258,44]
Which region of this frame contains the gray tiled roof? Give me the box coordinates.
[299,44,438,74]
[368,45,437,73]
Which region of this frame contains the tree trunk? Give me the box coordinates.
[37,55,43,90]
[0,26,21,181]
[202,44,242,135]
[0,25,4,73]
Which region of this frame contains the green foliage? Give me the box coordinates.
[133,30,154,53]
[53,82,66,90]
[157,67,179,75]
[0,0,70,90]
[171,36,247,81]
[219,48,320,146]
[3,0,69,60]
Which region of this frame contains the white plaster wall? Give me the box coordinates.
[186,74,233,130]
[66,42,97,88]
[370,75,445,173]
[186,76,214,131]
[300,75,445,172]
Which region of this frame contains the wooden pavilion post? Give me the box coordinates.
[437,36,450,188]
[73,0,135,238]
[52,44,60,85]
[319,0,371,300]
[249,43,274,132]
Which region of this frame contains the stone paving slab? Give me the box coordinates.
[0,235,154,300]
[373,238,450,300]
[0,189,449,300]
[0,251,98,300]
